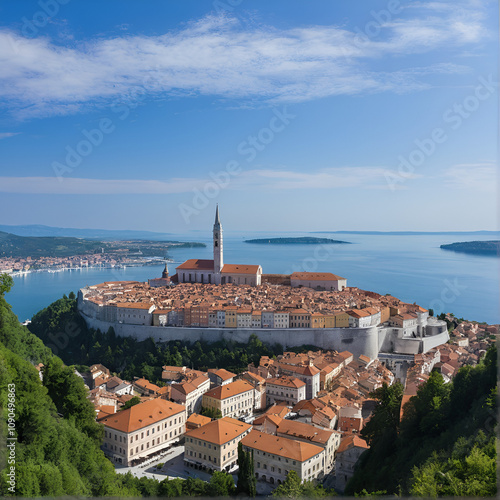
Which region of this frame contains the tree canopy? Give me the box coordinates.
[346,345,497,496]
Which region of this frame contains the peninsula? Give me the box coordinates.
[440,240,500,256]
[245,237,350,245]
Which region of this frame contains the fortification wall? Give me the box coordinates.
[80,313,381,359]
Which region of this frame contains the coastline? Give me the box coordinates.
[6,258,173,277]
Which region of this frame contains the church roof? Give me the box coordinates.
[176,259,214,271]
[221,264,261,275]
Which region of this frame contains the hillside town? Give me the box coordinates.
[36,318,495,494]
[79,278,429,330]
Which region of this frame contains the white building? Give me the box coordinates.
[261,311,274,328]
[278,363,320,400]
[176,206,262,286]
[116,302,156,325]
[275,419,341,474]
[202,380,254,419]
[184,417,252,473]
[274,311,290,328]
[266,376,306,406]
[335,435,369,492]
[241,431,326,486]
[170,374,211,415]
[101,399,186,466]
[290,272,347,291]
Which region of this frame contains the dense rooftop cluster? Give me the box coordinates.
[83,280,422,317]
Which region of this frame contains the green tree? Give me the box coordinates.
[272,471,303,498]
[207,471,236,496]
[0,273,13,295]
[361,382,403,446]
[237,442,256,496]
[120,396,141,410]
[200,406,223,419]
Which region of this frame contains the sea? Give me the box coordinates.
[7,231,500,325]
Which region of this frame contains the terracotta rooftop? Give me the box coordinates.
[101,399,185,433]
[277,419,335,445]
[221,264,261,274]
[337,435,369,453]
[203,380,253,400]
[185,417,251,445]
[208,368,237,381]
[186,413,213,428]
[176,259,214,270]
[242,430,324,462]
[266,376,306,389]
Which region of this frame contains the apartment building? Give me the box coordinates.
[101,399,186,466]
[241,371,266,410]
[275,419,341,474]
[289,309,311,328]
[202,380,254,419]
[278,363,320,399]
[170,374,211,415]
[184,417,252,472]
[241,431,325,485]
[266,376,306,406]
[207,368,236,388]
[335,435,369,492]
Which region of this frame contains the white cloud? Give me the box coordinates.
[441,162,497,192]
[0,3,489,119]
[0,167,419,194]
[0,132,20,139]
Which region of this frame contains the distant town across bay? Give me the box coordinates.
[245,237,351,245]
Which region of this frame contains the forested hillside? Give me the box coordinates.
[346,347,497,496]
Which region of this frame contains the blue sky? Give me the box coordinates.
[0,0,497,233]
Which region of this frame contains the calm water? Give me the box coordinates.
[7,232,500,324]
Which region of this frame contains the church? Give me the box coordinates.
[174,206,263,286]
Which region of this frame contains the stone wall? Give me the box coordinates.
[80,313,381,359]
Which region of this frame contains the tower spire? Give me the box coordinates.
[213,204,223,281]
[214,203,221,226]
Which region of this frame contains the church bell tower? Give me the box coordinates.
[213,204,223,282]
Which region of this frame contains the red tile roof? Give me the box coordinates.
[101,399,185,433]
[185,417,251,445]
[176,259,214,270]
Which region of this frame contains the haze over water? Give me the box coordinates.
[8,232,499,325]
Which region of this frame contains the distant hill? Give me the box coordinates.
[0,231,205,258]
[440,240,500,256]
[245,237,350,245]
[0,231,106,258]
[0,224,174,240]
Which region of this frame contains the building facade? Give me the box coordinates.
[202,380,254,419]
[101,399,186,466]
[241,431,325,485]
[266,376,306,406]
[184,417,252,472]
